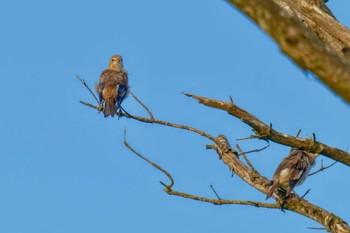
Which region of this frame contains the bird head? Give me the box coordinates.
[108,55,124,71]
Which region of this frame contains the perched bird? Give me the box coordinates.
[95,55,129,117]
[266,150,318,199]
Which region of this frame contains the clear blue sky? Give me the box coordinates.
[1,1,349,232]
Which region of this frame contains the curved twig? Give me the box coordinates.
[123,128,174,189]
[128,89,155,120]
[237,141,270,156]
[76,75,100,105]
[309,160,338,177]
[123,129,280,209]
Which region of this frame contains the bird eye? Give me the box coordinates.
[112,59,115,62]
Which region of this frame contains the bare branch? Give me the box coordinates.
[236,144,257,173]
[165,189,280,208]
[120,112,216,141]
[309,160,338,176]
[210,185,222,200]
[123,128,174,189]
[210,134,349,232]
[77,82,215,141]
[123,130,280,209]
[128,89,155,120]
[290,129,302,153]
[185,92,350,167]
[79,100,100,111]
[307,227,326,231]
[76,75,100,105]
[226,0,350,104]
[237,141,270,156]
[79,85,349,231]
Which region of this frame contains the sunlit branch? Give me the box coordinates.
[184,92,350,167]
[309,160,337,177]
[123,130,280,209]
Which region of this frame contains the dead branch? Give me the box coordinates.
[309,160,337,176]
[76,75,100,105]
[78,80,349,232]
[184,92,350,167]
[128,88,155,120]
[236,144,257,173]
[227,0,350,105]
[210,134,349,233]
[237,141,270,156]
[124,128,174,189]
[123,128,280,209]
[210,185,222,200]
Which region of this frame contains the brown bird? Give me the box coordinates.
[266,150,318,199]
[95,55,129,117]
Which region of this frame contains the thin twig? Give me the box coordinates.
[121,112,215,141]
[77,83,214,141]
[210,185,222,200]
[128,89,155,120]
[291,129,302,153]
[307,227,326,230]
[296,129,302,138]
[300,189,311,199]
[237,141,270,156]
[236,135,258,141]
[76,75,100,104]
[124,129,279,209]
[308,160,337,176]
[79,100,101,111]
[123,128,174,189]
[165,189,280,208]
[236,144,256,172]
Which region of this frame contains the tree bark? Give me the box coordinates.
[227,0,350,105]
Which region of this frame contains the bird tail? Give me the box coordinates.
[266,181,279,200]
[103,103,117,117]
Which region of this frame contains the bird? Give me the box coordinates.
[266,150,318,200]
[95,55,129,117]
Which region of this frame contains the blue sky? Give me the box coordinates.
[1,1,350,232]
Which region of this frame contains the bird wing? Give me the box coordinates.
[288,151,310,189]
[115,71,129,108]
[96,70,113,104]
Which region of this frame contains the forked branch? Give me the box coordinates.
[78,79,349,232]
[184,92,350,167]
[123,128,280,209]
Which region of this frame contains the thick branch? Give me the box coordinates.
[185,93,350,167]
[227,0,350,105]
[212,134,349,233]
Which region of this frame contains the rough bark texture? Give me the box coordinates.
[185,93,350,167]
[213,135,349,233]
[227,0,350,105]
